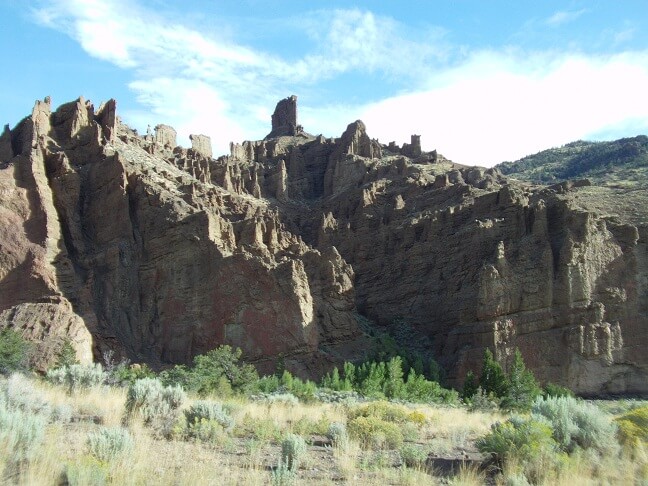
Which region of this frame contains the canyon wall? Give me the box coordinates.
[1,96,646,395]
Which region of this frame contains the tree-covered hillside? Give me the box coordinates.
[497,135,648,187]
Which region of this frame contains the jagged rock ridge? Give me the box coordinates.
[1,95,647,396]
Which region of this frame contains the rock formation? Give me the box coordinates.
[1,95,647,396]
[190,134,212,158]
[266,95,302,138]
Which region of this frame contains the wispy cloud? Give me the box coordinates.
[546,9,587,27]
[30,0,448,151]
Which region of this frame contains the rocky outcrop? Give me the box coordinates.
[0,299,93,371]
[0,96,367,375]
[0,97,95,369]
[190,134,212,158]
[1,95,647,395]
[401,135,422,158]
[0,125,13,162]
[266,95,301,138]
[96,99,117,142]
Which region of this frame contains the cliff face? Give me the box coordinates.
[1,95,647,395]
[0,97,363,375]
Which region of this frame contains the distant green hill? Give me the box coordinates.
[496,135,648,187]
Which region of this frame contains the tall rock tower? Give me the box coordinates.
[265,95,300,138]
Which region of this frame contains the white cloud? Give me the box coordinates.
[123,78,252,153]
[356,51,648,166]
[546,9,587,26]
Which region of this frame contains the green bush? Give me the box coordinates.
[399,443,428,468]
[113,363,155,386]
[327,422,348,447]
[615,406,648,447]
[404,369,458,404]
[256,375,280,393]
[184,400,234,433]
[283,375,318,402]
[87,427,134,462]
[477,415,567,484]
[384,356,405,398]
[124,378,186,437]
[0,401,46,462]
[0,329,29,374]
[46,363,106,394]
[348,401,411,424]
[160,345,258,396]
[531,396,619,455]
[461,370,479,400]
[543,383,574,399]
[281,433,307,470]
[55,339,79,368]
[321,354,455,403]
[271,460,297,486]
[477,415,558,462]
[347,415,404,450]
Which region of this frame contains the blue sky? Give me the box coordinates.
[1,1,648,166]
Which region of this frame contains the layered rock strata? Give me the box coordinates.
[1,95,647,395]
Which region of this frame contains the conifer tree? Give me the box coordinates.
[330,367,341,390]
[462,370,479,399]
[479,348,509,398]
[501,348,541,410]
[342,362,355,391]
[384,356,405,398]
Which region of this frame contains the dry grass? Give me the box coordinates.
[333,436,362,479]
[449,463,486,486]
[2,375,647,485]
[421,406,502,456]
[540,448,648,486]
[229,399,346,431]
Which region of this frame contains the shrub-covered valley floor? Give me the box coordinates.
[1,349,647,486]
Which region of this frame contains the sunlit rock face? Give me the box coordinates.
[1,95,646,395]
